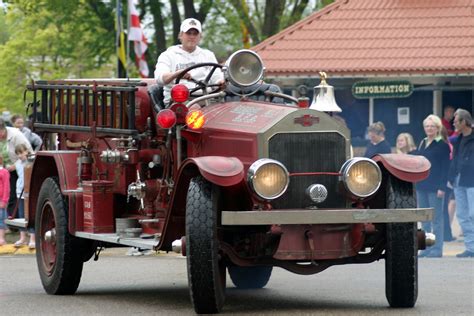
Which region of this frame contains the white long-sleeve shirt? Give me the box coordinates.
[15,159,26,199]
[154,45,224,103]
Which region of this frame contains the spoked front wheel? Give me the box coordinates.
[35,177,90,295]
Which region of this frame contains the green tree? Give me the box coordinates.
[0,0,335,115]
[142,0,335,72]
[315,0,335,10]
[0,9,9,45]
[0,0,116,115]
[226,0,323,44]
[200,0,334,59]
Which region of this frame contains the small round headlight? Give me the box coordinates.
[248,159,289,200]
[340,158,382,198]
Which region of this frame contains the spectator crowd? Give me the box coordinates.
[0,114,40,249]
[364,107,474,258]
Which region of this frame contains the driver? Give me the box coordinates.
[154,18,224,104]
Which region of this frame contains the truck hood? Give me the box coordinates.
[200,101,297,134]
[200,100,347,136]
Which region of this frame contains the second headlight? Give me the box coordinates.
[340,158,382,198]
[248,159,289,200]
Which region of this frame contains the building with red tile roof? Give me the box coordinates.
[253,0,473,148]
[254,0,474,78]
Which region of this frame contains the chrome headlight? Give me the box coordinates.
[224,49,264,87]
[340,158,382,198]
[247,159,289,200]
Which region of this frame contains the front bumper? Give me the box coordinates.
[221,208,433,225]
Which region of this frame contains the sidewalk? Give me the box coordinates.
[0,231,36,255]
[442,239,467,257]
[0,244,35,255]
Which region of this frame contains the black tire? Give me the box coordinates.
[35,177,85,295]
[186,177,226,314]
[385,176,418,308]
[228,265,273,289]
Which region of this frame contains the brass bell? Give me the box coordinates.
[309,72,342,112]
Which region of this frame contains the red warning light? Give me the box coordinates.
[170,84,190,103]
[156,109,177,129]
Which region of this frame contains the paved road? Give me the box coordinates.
[1,245,473,315]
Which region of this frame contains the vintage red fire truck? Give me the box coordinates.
[7,50,434,314]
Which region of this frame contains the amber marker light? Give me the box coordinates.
[170,84,190,102]
[156,109,177,129]
[185,110,206,130]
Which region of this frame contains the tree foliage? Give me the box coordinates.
[226,0,320,44]
[0,0,116,115]
[0,0,334,116]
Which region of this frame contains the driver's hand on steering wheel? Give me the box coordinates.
[177,70,192,81]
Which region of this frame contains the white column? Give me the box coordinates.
[433,89,442,116]
[369,98,374,125]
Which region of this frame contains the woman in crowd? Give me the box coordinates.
[0,119,32,222]
[364,121,392,158]
[415,115,451,257]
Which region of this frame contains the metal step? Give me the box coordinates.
[74,231,159,250]
[5,218,28,228]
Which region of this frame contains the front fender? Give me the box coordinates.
[372,153,430,183]
[159,156,245,250]
[181,156,245,187]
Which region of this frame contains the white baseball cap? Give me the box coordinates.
[180,18,202,33]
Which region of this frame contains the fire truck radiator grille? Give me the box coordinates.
[269,132,347,209]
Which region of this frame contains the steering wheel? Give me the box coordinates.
[175,63,224,98]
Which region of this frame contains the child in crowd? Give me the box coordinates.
[0,156,10,246]
[395,132,417,154]
[13,143,35,248]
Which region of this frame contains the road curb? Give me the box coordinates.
[0,244,36,255]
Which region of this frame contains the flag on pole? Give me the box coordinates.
[128,0,149,78]
[116,1,127,78]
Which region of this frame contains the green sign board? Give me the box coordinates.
[352,81,413,99]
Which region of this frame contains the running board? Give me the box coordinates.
[5,218,160,250]
[5,218,28,228]
[74,231,160,250]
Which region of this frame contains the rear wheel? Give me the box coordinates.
[35,177,90,294]
[228,265,273,289]
[186,177,226,314]
[385,176,418,307]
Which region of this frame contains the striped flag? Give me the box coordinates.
[128,0,149,78]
